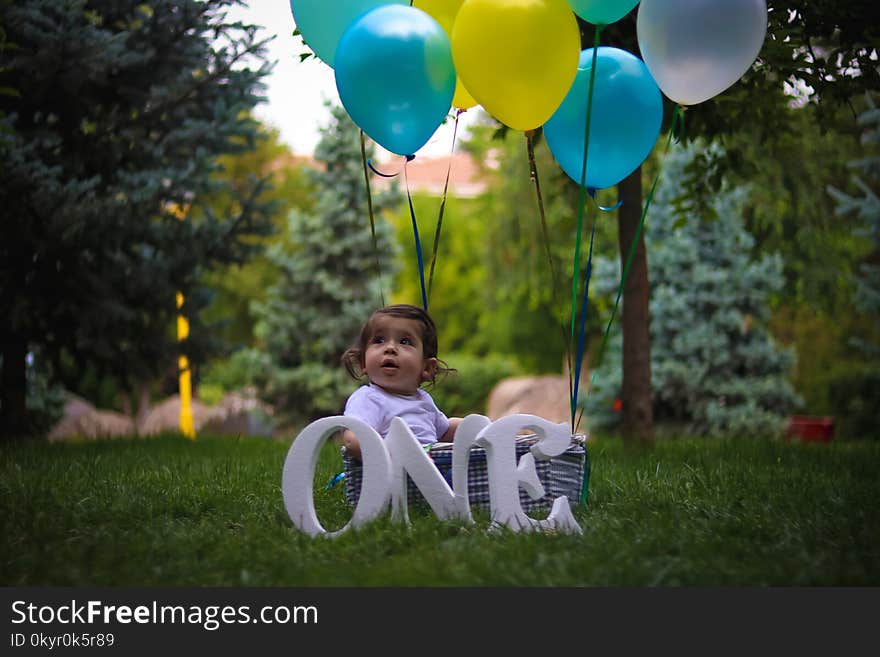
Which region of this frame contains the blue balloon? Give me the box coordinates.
[544,47,662,191]
[289,0,407,68]
[566,0,640,26]
[334,6,456,157]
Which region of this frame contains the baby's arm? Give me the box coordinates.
[440,417,461,443]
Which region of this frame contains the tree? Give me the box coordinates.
[200,124,315,353]
[828,94,880,336]
[250,104,399,429]
[579,1,878,445]
[0,0,276,437]
[824,94,880,438]
[585,143,801,438]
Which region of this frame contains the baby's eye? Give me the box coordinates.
[400,337,412,345]
[372,335,385,344]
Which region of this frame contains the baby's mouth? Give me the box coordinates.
[380,360,398,371]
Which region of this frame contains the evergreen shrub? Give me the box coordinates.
[827,365,880,440]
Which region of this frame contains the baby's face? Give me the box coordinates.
[362,315,434,395]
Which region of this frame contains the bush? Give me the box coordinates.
[827,364,880,440]
[0,351,66,436]
[199,349,269,396]
[429,352,523,418]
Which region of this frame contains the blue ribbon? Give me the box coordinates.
[367,155,413,178]
[588,187,623,212]
[571,221,596,425]
[325,471,346,490]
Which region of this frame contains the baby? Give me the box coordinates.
[340,304,460,460]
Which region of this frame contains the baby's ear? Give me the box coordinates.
[421,357,438,382]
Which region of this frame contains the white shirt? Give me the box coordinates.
[343,383,450,446]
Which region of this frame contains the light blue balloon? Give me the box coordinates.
[544,47,662,191]
[289,0,407,68]
[566,0,640,26]
[335,5,456,156]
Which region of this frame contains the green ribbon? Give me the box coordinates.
[426,109,464,303]
[569,26,603,429]
[576,105,684,431]
[577,105,683,506]
[402,156,429,311]
[360,130,385,307]
[525,129,574,409]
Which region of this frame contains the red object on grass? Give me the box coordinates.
[784,416,835,443]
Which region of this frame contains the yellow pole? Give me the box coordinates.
[167,201,196,440]
[176,291,196,439]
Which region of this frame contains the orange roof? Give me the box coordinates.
[370,152,487,198]
[268,148,489,198]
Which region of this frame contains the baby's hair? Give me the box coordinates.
[341,304,454,385]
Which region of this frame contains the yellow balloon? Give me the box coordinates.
[451,0,580,131]
[414,0,478,109]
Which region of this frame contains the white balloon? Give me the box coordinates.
[637,0,767,106]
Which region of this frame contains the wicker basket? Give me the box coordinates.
[342,434,589,513]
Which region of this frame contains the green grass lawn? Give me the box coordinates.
[2,432,878,586]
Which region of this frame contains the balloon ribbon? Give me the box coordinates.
[569,25,603,431]
[426,109,464,302]
[525,128,573,405]
[576,104,684,506]
[361,149,428,311]
[589,105,683,380]
[360,131,385,307]
[403,155,429,311]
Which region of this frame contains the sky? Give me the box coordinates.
[223,2,477,159]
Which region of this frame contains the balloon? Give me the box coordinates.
[544,47,662,191]
[334,5,456,156]
[637,0,767,106]
[567,0,640,25]
[451,0,580,131]
[413,0,477,110]
[289,0,407,68]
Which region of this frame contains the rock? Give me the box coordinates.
[486,375,573,426]
[48,388,276,440]
[201,388,275,437]
[136,395,218,436]
[48,394,135,440]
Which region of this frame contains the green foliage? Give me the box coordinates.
[768,304,860,414]
[388,192,490,355]
[820,94,880,439]
[708,104,866,314]
[251,105,400,429]
[390,114,619,375]
[199,348,267,396]
[585,143,801,437]
[428,352,523,418]
[463,120,617,372]
[3,435,879,585]
[827,365,880,440]
[828,94,880,355]
[201,125,316,351]
[0,0,275,434]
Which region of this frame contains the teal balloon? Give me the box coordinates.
[566,0,640,25]
[544,47,662,190]
[289,0,407,68]
[335,5,456,156]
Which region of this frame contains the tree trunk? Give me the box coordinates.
[1,331,29,439]
[617,166,655,446]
